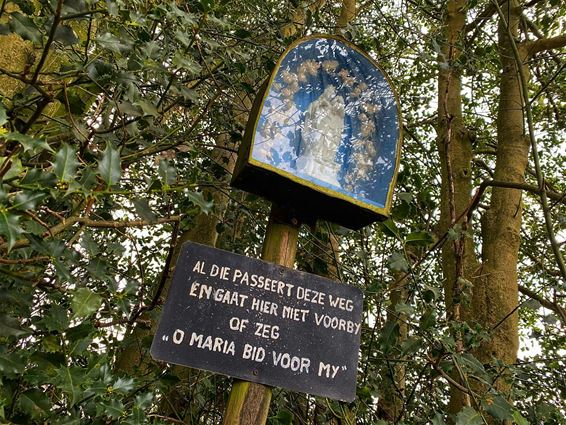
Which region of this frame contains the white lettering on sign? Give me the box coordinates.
[328,294,354,311]
[210,264,231,280]
[192,260,206,274]
[272,351,311,373]
[296,286,326,304]
[317,362,346,378]
[254,322,280,339]
[188,282,248,307]
[189,332,235,356]
[251,297,278,316]
[173,329,185,344]
[229,317,248,332]
[243,344,265,362]
[231,268,295,297]
[281,305,309,322]
[314,313,361,335]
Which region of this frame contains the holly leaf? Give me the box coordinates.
[482,394,514,421]
[71,287,102,319]
[56,366,83,406]
[0,210,24,252]
[0,313,30,337]
[54,24,79,45]
[187,190,212,214]
[53,143,79,182]
[113,377,135,393]
[9,12,42,43]
[406,231,434,246]
[379,321,400,352]
[158,160,177,186]
[98,143,121,186]
[133,198,157,223]
[17,389,51,418]
[98,399,124,419]
[379,218,401,239]
[388,251,409,272]
[43,305,69,332]
[0,352,26,377]
[0,103,7,126]
[13,191,46,210]
[455,407,483,425]
[136,100,159,117]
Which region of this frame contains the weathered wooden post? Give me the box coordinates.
[150,34,402,425]
[223,206,300,425]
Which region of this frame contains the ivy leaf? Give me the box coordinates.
[0,210,24,252]
[455,407,483,425]
[431,413,446,425]
[17,389,51,418]
[97,143,121,187]
[53,143,79,182]
[71,288,102,319]
[512,410,529,425]
[187,190,212,214]
[482,394,514,421]
[272,409,293,425]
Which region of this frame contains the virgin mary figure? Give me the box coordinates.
[296,85,345,187]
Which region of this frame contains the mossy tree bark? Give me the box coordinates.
[437,0,566,417]
[476,0,526,385]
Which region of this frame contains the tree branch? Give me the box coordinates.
[0,216,181,252]
[526,34,566,57]
[519,284,566,326]
[30,0,63,86]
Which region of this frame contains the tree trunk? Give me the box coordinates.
[436,0,479,413]
[477,0,526,380]
[376,274,408,422]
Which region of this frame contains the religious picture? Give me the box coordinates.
[250,37,400,210]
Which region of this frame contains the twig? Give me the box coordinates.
[30,0,63,86]
[0,215,181,252]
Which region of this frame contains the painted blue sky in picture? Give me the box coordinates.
[252,37,400,209]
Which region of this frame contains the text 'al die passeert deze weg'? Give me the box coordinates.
[166,258,361,379]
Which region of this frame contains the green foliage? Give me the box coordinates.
[0,0,564,423]
[455,407,483,425]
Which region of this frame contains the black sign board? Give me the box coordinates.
[151,242,363,402]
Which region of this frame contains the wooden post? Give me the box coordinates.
[222,204,301,425]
